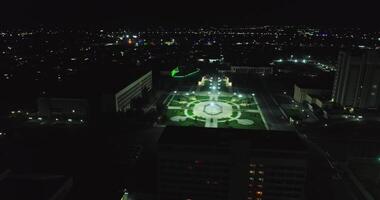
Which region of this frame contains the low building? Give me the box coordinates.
[37,67,152,116]
[294,82,332,108]
[231,66,273,75]
[37,97,89,118]
[158,126,309,200]
[219,66,273,75]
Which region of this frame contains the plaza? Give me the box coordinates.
[163,76,268,130]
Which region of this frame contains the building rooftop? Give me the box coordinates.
[310,120,380,141]
[159,126,308,152]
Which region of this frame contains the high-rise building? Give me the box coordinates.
[158,127,309,200]
[332,51,380,109]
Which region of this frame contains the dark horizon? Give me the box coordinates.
[1,0,380,28]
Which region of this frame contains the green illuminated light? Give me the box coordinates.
[170,67,200,79]
[171,67,180,77]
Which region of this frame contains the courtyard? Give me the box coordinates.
[163,89,268,130]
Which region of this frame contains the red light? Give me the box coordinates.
[194,160,201,164]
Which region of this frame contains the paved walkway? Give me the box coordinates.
[205,117,218,128]
[168,106,181,109]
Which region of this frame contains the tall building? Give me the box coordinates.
[158,127,309,200]
[332,51,380,109]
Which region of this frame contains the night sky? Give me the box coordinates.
[1,0,380,27]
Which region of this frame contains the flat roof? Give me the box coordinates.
[159,126,308,151]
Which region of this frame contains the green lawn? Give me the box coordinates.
[166,109,185,117]
[166,117,205,127]
[218,96,232,102]
[240,103,258,110]
[196,96,210,101]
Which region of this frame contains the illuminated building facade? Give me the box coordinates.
[158,127,308,200]
[115,71,152,111]
[332,51,380,109]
